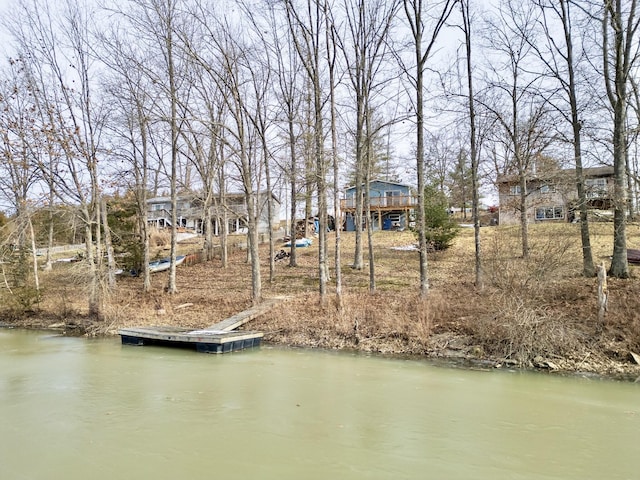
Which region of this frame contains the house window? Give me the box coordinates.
[151,203,165,211]
[539,184,556,194]
[509,185,521,195]
[585,178,606,187]
[535,206,564,220]
[585,178,607,198]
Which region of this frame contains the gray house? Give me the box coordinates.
[341,180,418,231]
[497,166,615,225]
[147,191,280,235]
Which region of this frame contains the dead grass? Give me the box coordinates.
[3,223,640,376]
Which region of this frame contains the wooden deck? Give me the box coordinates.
[340,195,418,212]
[118,296,287,354]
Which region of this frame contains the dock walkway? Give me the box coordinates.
[119,296,287,354]
[206,297,287,332]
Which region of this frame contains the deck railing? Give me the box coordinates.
[340,195,418,210]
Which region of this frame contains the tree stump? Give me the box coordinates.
[597,261,608,325]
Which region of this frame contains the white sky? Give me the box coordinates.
[0,0,500,208]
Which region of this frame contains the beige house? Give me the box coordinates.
[147,191,280,235]
[497,166,615,225]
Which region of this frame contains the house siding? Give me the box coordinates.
[147,192,280,235]
[497,167,615,225]
[343,180,416,231]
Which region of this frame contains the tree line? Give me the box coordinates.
[0,0,639,319]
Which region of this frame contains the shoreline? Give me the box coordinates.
[3,318,640,383]
[3,226,640,384]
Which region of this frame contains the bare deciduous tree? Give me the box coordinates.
[461,0,483,288]
[402,0,458,296]
[0,60,42,295]
[9,0,111,316]
[283,0,330,303]
[602,0,639,278]
[482,0,548,259]
[531,0,596,277]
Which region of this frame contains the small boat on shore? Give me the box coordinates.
[148,255,186,273]
[283,237,313,248]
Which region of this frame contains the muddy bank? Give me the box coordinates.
[7,298,639,382]
[253,322,640,382]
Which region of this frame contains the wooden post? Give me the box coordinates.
[597,261,608,325]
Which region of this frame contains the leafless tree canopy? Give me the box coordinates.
[1,0,639,312]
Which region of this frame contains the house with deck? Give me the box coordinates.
[341,180,418,231]
[497,166,615,225]
[147,191,280,235]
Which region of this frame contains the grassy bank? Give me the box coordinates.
[3,222,640,378]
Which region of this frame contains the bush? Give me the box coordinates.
[416,185,459,250]
[465,297,584,365]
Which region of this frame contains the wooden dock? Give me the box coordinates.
[119,326,264,353]
[118,296,287,354]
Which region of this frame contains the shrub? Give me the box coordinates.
[415,184,459,250]
[465,297,584,364]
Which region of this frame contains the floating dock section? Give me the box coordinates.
[119,297,286,354]
[119,326,263,353]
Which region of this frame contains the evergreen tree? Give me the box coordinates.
[419,184,459,251]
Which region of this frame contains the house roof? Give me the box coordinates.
[147,196,172,203]
[147,193,198,204]
[496,165,614,184]
[146,191,280,204]
[344,179,411,191]
[582,166,615,177]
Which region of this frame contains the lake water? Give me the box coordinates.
[1,328,638,479]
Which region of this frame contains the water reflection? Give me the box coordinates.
[0,329,638,480]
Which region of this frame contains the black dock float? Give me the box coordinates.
[118,326,263,354]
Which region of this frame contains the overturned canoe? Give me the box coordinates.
[148,255,186,273]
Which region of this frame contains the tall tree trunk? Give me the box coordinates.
[327,16,342,307]
[218,157,228,269]
[461,0,483,289]
[352,96,365,271]
[28,216,40,293]
[82,205,99,317]
[288,123,299,268]
[314,71,328,304]
[559,0,595,276]
[101,197,116,290]
[167,13,179,294]
[603,1,633,278]
[518,169,529,258]
[365,133,376,293]
[43,178,56,272]
[610,109,629,277]
[304,84,314,239]
[403,0,457,295]
[263,149,276,284]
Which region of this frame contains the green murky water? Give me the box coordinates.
[1,329,638,479]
